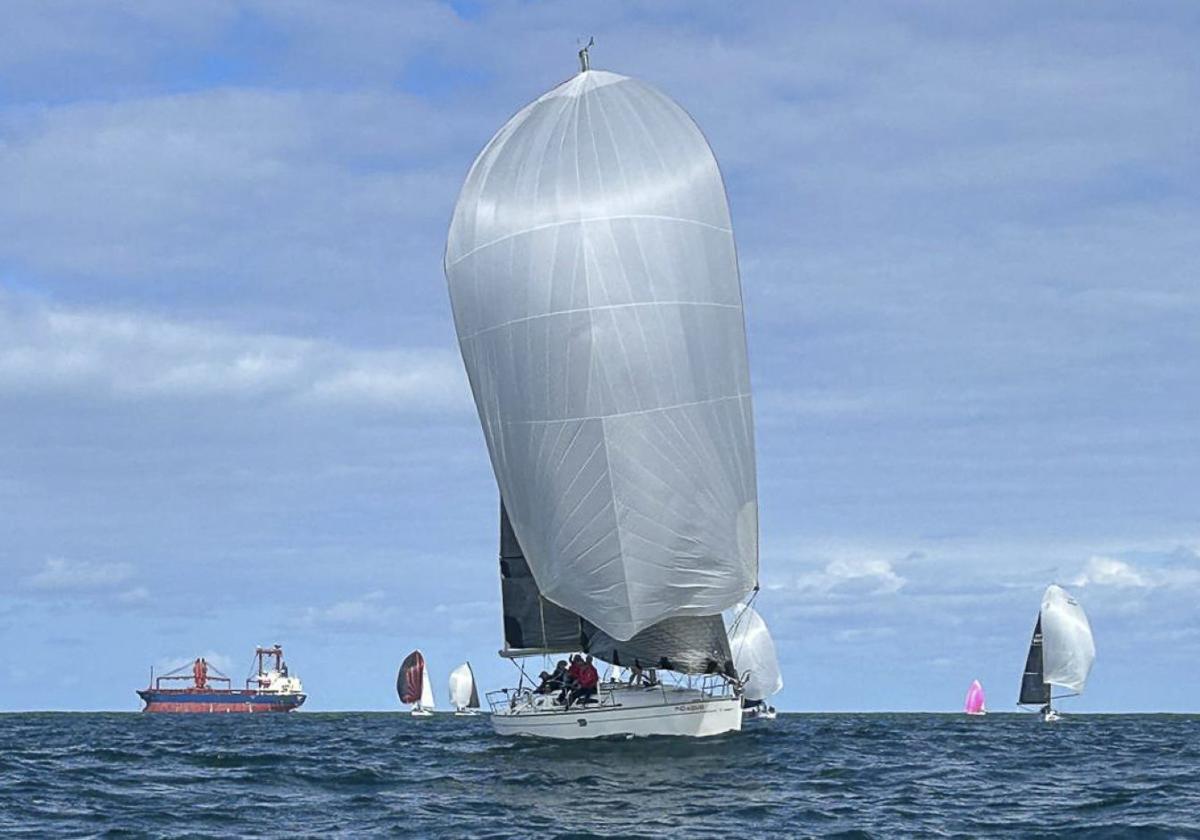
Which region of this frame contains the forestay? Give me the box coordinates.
[446,68,758,641]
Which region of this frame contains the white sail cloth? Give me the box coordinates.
[448,662,478,710]
[1040,584,1095,693]
[726,603,782,701]
[419,666,435,711]
[445,69,758,641]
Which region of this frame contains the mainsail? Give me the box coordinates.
[448,662,480,710]
[446,66,758,644]
[499,502,584,655]
[1018,617,1050,706]
[726,603,783,702]
[419,664,435,711]
[499,500,735,675]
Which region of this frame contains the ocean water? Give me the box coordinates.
[1,713,1198,838]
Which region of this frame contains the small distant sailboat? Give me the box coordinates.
[727,603,783,721]
[1018,584,1095,722]
[398,650,435,717]
[964,679,986,716]
[448,662,481,716]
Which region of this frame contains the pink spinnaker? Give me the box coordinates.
[964,679,986,714]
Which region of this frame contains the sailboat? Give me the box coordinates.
[964,679,986,716]
[448,662,481,716]
[444,43,759,740]
[1018,584,1095,722]
[727,603,783,720]
[397,650,435,717]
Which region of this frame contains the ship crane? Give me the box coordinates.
[148,658,232,690]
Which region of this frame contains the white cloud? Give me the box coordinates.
[0,295,468,412]
[778,556,907,597]
[833,626,896,644]
[1072,556,1149,589]
[434,600,500,635]
[116,587,151,605]
[1072,552,1200,591]
[26,557,134,592]
[299,591,396,631]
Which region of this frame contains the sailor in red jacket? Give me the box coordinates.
[556,655,583,705]
[567,655,599,708]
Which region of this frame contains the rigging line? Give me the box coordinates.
[727,590,759,640]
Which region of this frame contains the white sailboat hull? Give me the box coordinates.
[490,685,742,740]
[410,707,433,717]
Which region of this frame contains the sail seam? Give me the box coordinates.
[459,300,742,342]
[502,392,750,426]
[446,214,733,268]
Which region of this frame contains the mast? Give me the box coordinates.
[577,36,593,73]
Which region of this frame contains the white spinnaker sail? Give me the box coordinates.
[419,665,435,710]
[726,603,782,702]
[448,662,478,710]
[1040,584,1095,693]
[445,68,758,642]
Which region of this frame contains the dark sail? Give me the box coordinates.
[583,616,735,678]
[1019,616,1050,705]
[397,650,425,705]
[467,665,481,709]
[500,502,585,655]
[498,499,736,676]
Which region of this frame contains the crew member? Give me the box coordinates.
[567,655,599,708]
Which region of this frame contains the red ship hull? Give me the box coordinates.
[137,689,305,713]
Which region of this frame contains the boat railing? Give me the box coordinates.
[488,681,637,714]
[489,674,733,714]
[487,687,521,713]
[697,673,735,698]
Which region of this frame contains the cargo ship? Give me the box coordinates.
[137,644,306,713]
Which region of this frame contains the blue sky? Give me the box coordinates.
[1,1,1197,712]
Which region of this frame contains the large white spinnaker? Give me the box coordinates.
[448,662,480,712]
[445,68,758,642]
[727,604,783,702]
[1040,584,1095,694]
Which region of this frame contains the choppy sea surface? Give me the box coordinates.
[1,712,1198,838]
